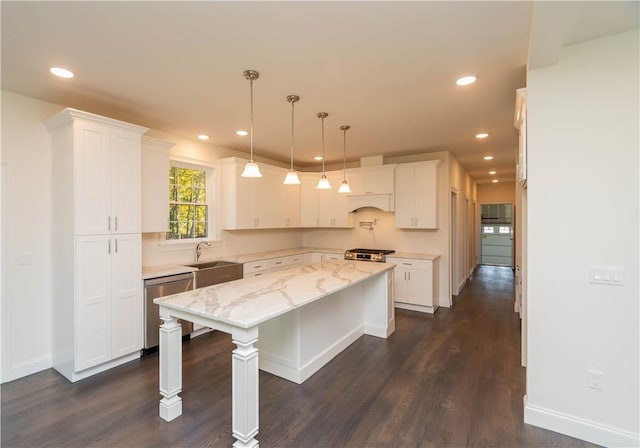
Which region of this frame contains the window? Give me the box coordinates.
[167,165,209,240]
[482,226,495,234]
[498,226,511,234]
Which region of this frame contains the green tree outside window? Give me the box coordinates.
[167,166,208,240]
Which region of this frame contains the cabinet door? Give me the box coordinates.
[394,166,415,228]
[75,235,112,371]
[111,234,142,358]
[300,173,319,227]
[141,138,172,232]
[393,267,409,303]
[362,166,394,194]
[414,164,437,229]
[317,187,333,227]
[282,180,301,227]
[253,167,275,228]
[111,129,142,234]
[74,122,111,235]
[406,268,432,307]
[330,173,351,227]
[234,172,257,229]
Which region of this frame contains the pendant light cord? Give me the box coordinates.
[342,128,347,180]
[249,77,254,162]
[321,115,326,174]
[290,100,295,170]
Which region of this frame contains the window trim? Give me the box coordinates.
[159,157,219,248]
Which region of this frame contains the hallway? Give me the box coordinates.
[2,266,597,447]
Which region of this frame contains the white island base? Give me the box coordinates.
[155,260,395,448]
[258,271,394,384]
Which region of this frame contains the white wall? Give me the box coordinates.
[1,92,60,382]
[525,30,639,446]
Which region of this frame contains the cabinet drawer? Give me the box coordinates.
[243,259,276,275]
[387,258,432,270]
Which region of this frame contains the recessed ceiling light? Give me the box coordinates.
[488,170,496,175]
[50,67,74,78]
[197,134,209,140]
[475,133,489,139]
[236,130,248,136]
[492,179,499,183]
[456,75,476,86]
[483,155,494,160]
[314,156,323,161]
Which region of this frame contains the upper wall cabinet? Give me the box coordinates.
[300,171,354,228]
[220,157,300,230]
[141,137,174,233]
[514,88,527,185]
[395,160,439,229]
[47,108,148,236]
[347,165,396,212]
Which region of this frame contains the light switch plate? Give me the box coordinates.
[590,266,624,286]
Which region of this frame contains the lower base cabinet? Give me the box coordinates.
[54,234,142,382]
[387,257,439,314]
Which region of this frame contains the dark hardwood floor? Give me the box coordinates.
[2,265,598,448]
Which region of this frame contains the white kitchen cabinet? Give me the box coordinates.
[301,171,353,228]
[60,116,143,236]
[47,108,147,382]
[388,257,439,313]
[220,158,299,229]
[395,160,439,229]
[243,254,305,277]
[76,234,142,370]
[346,165,396,212]
[360,165,396,195]
[300,172,320,227]
[141,137,174,233]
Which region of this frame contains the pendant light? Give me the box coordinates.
[283,95,301,185]
[240,69,262,178]
[338,125,352,193]
[316,112,331,189]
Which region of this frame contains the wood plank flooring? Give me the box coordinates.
[1,265,598,447]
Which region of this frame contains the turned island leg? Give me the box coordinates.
[231,326,259,448]
[159,312,183,422]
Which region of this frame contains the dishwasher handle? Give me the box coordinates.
[144,272,194,287]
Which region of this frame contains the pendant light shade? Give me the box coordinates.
[283,95,301,185]
[338,125,352,193]
[316,112,331,190]
[241,69,262,178]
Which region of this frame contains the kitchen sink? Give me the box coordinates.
[187,260,238,269]
[186,260,243,288]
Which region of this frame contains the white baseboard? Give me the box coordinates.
[260,327,364,384]
[524,397,639,447]
[2,355,52,383]
[395,302,436,314]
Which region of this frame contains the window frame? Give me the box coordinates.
[160,158,219,248]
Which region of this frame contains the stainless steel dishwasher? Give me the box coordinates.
[143,272,194,354]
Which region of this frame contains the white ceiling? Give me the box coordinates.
[2,2,637,184]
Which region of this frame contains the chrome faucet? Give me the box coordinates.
[195,241,213,262]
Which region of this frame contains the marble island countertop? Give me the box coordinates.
[154,259,394,329]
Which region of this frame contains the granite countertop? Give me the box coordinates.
[154,259,394,329]
[387,252,441,261]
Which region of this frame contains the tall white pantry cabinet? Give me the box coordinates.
[47,108,148,382]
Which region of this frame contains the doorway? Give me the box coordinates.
[480,203,513,267]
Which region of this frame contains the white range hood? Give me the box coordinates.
[347,193,394,212]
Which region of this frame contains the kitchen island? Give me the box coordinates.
[154,259,395,448]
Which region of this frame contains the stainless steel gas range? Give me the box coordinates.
[344,248,395,263]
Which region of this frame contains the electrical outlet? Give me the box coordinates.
[587,370,604,391]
